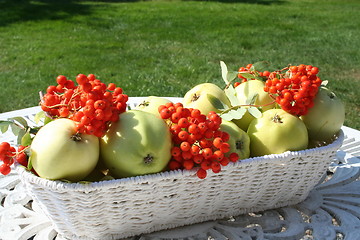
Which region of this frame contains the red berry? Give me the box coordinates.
[56,75,67,85]
[196,168,207,179]
[229,152,239,162]
[0,164,11,175]
[76,74,89,85]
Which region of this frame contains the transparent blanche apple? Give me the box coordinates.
[233,80,276,131]
[100,110,172,178]
[135,96,172,118]
[183,83,231,115]
[247,109,308,157]
[301,86,345,142]
[30,118,99,182]
[219,120,250,160]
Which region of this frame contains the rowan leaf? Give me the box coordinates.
[44,115,53,125]
[34,111,45,124]
[248,107,262,118]
[11,117,28,128]
[238,72,254,80]
[226,71,238,83]
[21,131,32,147]
[234,107,247,119]
[206,94,229,111]
[0,120,12,133]
[245,93,259,105]
[224,85,240,106]
[251,61,270,72]
[11,123,22,136]
[27,155,33,170]
[220,61,229,84]
[16,128,27,145]
[220,111,235,121]
[220,107,247,121]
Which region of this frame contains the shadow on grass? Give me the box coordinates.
[194,0,284,3]
[0,0,140,27]
[0,0,284,27]
[0,0,86,26]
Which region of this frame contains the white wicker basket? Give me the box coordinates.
[16,128,344,240]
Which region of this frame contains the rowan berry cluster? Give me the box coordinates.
[234,63,270,87]
[263,64,322,116]
[0,142,28,175]
[41,74,128,137]
[159,103,239,179]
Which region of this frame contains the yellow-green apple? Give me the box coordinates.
[183,83,231,115]
[30,118,99,182]
[100,110,172,178]
[301,86,345,142]
[247,109,308,157]
[233,80,276,131]
[135,96,172,117]
[220,120,250,160]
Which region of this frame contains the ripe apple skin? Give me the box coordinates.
[183,83,231,115]
[135,96,172,117]
[247,109,308,157]
[301,86,345,142]
[233,80,276,131]
[30,118,99,182]
[220,120,250,160]
[100,110,172,178]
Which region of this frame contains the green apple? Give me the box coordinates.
[220,120,250,160]
[247,109,308,157]
[301,86,345,142]
[100,110,172,178]
[135,96,172,117]
[233,80,276,131]
[183,83,231,115]
[30,118,99,182]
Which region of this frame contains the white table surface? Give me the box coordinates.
[1,98,360,240]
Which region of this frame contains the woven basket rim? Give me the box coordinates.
[16,129,344,191]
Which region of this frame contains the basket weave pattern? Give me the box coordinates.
[17,130,344,240]
[17,129,344,239]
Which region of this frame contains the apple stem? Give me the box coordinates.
[235,141,243,150]
[272,113,283,123]
[71,133,83,142]
[138,100,150,107]
[143,154,153,164]
[191,93,200,102]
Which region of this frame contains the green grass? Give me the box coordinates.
[0,0,359,130]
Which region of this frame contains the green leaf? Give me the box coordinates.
[226,71,238,83]
[224,85,240,106]
[0,120,12,133]
[27,155,33,170]
[221,108,247,121]
[220,112,235,121]
[220,61,229,84]
[234,107,247,119]
[245,93,259,105]
[34,111,46,124]
[11,123,23,136]
[44,116,53,125]
[238,72,254,80]
[206,94,229,111]
[250,61,270,72]
[16,128,27,145]
[21,131,32,147]
[247,107,262,118]
[11,117,28,128]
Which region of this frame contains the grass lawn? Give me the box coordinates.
[0,0,359,129]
